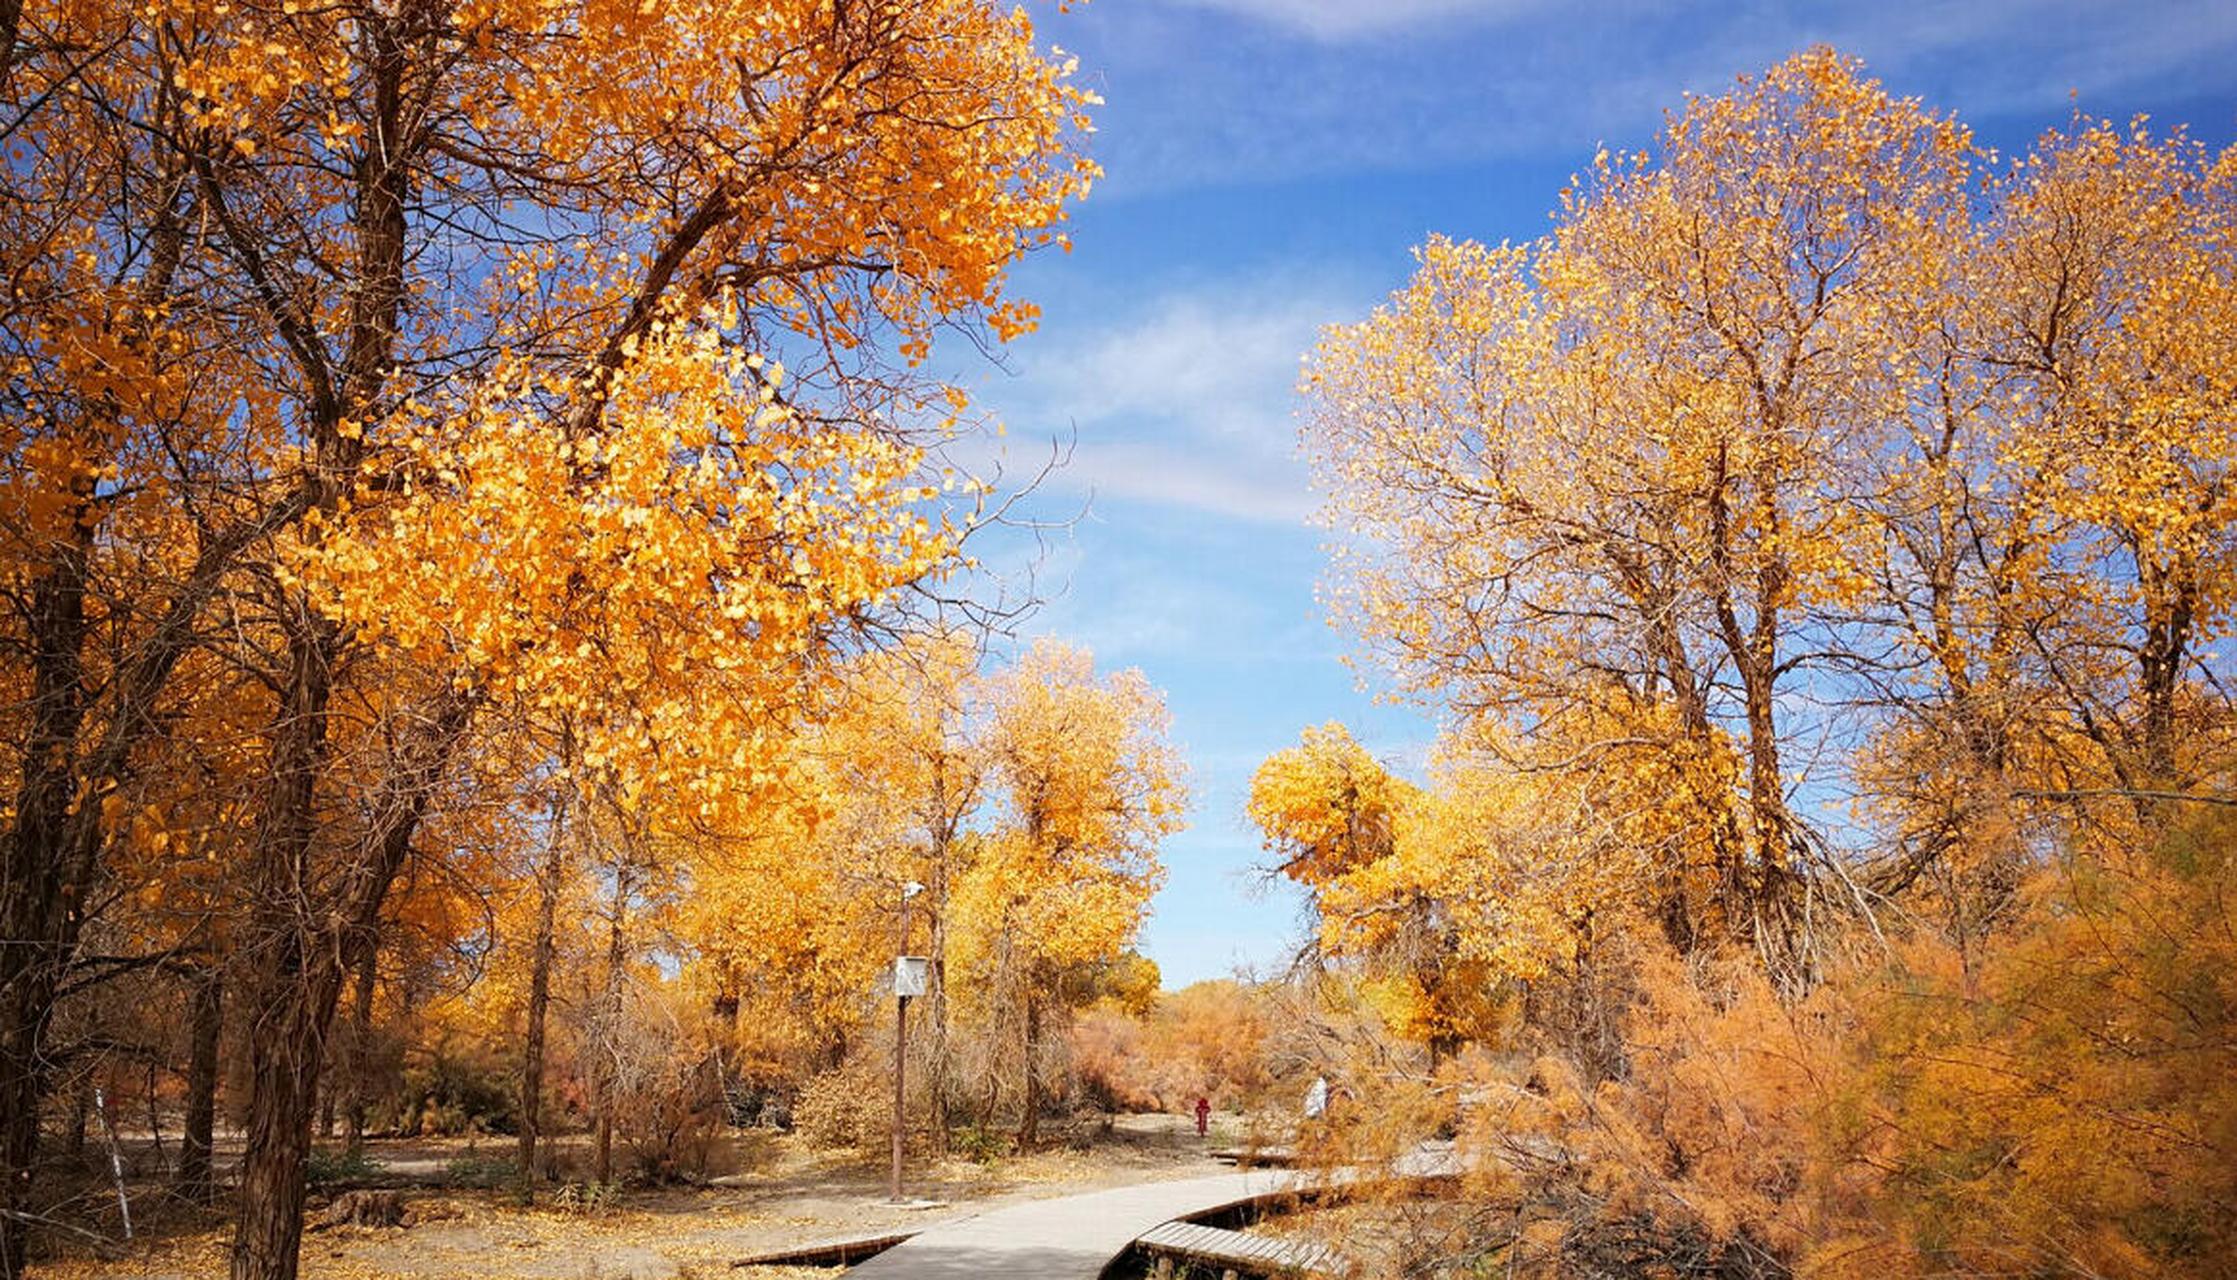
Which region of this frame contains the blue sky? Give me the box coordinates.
[946,0,2237,988]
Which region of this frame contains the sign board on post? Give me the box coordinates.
[893,956,929,999]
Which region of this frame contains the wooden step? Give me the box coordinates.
[1135,1218,1347,1277]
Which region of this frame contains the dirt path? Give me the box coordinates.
[30,1114,1242,1280]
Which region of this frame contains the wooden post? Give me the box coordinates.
[889,882,921,1204]
[890,992,909,1202]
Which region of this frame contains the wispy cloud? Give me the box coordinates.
[970,275,1364,526]
[1005,284,1339,444]
[1065,442,1316,526]
[1056,0,2237,196]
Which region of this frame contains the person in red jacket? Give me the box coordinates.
[1193,1095,1211,1138]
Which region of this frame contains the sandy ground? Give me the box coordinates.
[28,1114,1251,1280]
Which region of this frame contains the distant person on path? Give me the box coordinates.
[1193,1095,1210,1137]
[1303,1076,1329,1120]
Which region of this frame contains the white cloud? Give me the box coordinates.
[1065,441,1317,526]
[970,276,1365,525]
[1016,287,1339,442]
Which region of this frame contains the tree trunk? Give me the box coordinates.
[179,966,223,1199]
[341,949,377,1153]
[230,586,343,1280]
[593,859,630,1186]
[0,512,97,1279]
[1016,993,1041,1150]
[0,157,197,1273]
[227,693,465,1280]
[927,886,949,1142]
[68,1071,92,1162]
[225,8,429,1271]
[593,1101,615,1186]
[516,784,569,1197]
[2136,564,2197,790]
[144,1062,169,1176]
[228,957,338,1280]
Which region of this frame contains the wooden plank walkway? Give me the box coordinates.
[843,1169,1299,1279]
[732,1229,917,1267]
[1136,1218,1346,1276]
[839,1145,1460,1278]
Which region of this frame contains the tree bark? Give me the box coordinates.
[227,689,467,1280]
[226,7,430,1273]
[228,584,342,1280]
[228,958,338,1280]
[2136,562,2197,789]
[179,966,223,1199]
[0,503,97,1279]
[0,135,201,1272]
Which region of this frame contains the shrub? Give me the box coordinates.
[439,1153,520,1189]
[795,1060,890,1151]
[304,1147,386,1188]
[550,1180,622,1216]
[949,1122,1009,1166]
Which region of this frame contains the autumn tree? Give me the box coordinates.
[1310,51,2003,978]
[1248,722,1413,888]
[1248,724,1486,1058]
[951,639,1185,1146]
[1287,47,2237,1278]
[1,1,1095,1274]
[811,631,988,1130]
[1251,722,1677,1072]
[1976,121,2237,795]
[677,634,1186,1151]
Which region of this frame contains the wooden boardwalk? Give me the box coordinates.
[843,1169,1300,1279]
[732,1229,917,1267]
[1136,1218,1347,1276]
[838,1145,1458,1278]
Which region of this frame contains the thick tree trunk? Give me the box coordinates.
[227,691,466,1280]
[1705,446,1802,962]
[0,241,106,1280]
[2136,565,2197,790]
[0,516,97,1279]
[228,959,338,1280]
[225,8,428,1273]
[179,967,223,1199]
[229,588,342,1280]
[516,786,569,1196]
